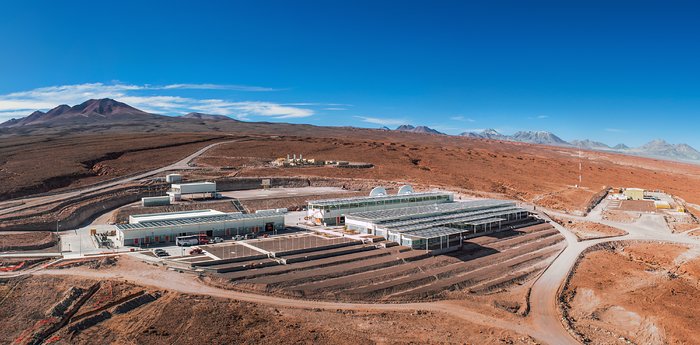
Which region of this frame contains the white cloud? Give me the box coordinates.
[450,115,475,122]
[162,83,280,91]
[354,116,408,127]
[605,128,625,133]
[0,82,315,122]
[323,107,347,111]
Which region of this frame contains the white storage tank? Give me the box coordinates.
[166,174,182,183]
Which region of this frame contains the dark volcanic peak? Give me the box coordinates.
[70,98,150,117]
[613,143,630,150]
[181,112,236,121]
[395,124,444,135]
[0,98,155,127]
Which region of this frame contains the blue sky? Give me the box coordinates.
[1,0,699,147]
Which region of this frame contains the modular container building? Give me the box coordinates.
[167,181,217,201]
[116,209,287,247]
[307,191,453,226]
[624,188,645,200]
[344,199,531,251]
[141,196,171,207]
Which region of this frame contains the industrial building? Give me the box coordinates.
[167,181,218,201]
[115,208,287,247]
[344,199,532,251]
[624,188,646,200]
[307,186,453,225]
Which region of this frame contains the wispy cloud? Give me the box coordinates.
[527,115,549,120]
[323,107,347,111]
[450,115,475,122]
[354,115,408,127]
[161,83,281,91]
[0,82,315,122]
[605,128,625,133]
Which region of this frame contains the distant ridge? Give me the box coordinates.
[3,98,700,162]
[394,124,444,135]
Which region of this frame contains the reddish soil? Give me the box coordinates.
[0,133,226,200]
[0,231,57,251]
[0,273,536,345]
[6,126,700,213]
[202,134,700,213]
[549,215,627,240]
[562,242,698,345]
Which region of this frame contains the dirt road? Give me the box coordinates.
[0,139,239,216]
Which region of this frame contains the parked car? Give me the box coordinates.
[234,235,244,241]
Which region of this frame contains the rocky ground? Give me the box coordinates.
[561,242,700,345]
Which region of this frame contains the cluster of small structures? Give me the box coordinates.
[272,153,373,169]
[609,187,678,210]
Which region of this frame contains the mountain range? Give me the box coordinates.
[3,99,700,162]
[458,128,700,162]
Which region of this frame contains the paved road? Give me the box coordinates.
[528,199,700,344]
[0,139,238,217]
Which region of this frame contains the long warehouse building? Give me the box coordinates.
[345,199,536,251]
[307,188,453,226]
[115,208,287,247]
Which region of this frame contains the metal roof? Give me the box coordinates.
[387,209,525,233]
[308,191,451,207]
[378,205,515,228]
[397,217,508,239]
[345,199,514,222]
[117,210,286,231]
[402,226,466,239]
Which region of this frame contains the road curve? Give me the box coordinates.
[0,139,239,216]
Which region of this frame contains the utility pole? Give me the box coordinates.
[577,144,583,188]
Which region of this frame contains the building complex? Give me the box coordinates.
[115,208,286,247]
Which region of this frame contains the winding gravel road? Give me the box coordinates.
[0,139,239,216]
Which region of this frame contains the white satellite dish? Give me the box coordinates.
[369,186,387,197]
[397,185,414,195]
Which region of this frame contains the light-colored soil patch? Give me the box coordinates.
[602,210,640,223]
[618,200,656,212]
[549,215,627,241]
[535,188,597,215]
[562,242,698,345]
